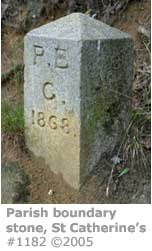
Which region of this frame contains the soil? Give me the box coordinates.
[1,0,151,204]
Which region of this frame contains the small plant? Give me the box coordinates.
[118,167,129,178]
[14,66,24,96]
[106,97,150,197]
[1,98,24,134]
[123,84,151,167]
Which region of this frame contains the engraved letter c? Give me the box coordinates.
[42,82,56,100]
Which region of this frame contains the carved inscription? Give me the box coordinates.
[37,112,45,127]
[33,44,69,68]
[49,115,57,129]
[55,48,68,68]
[32,110,35,125]
[32,110,70,134]
[43,82,56,100]
[32,110,45,127]
[33,45,44,64]
[61,118,70,134]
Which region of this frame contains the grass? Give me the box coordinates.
[123,111,150,170]
[124,31,151,167]
[2,98,24,134]
[106,100,150,197]
[14,66,24,96]
[106,36,151,197]
[2,57,24,134]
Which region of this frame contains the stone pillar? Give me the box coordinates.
[24,13,133,189]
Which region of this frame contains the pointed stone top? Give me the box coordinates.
[27,13,131,41]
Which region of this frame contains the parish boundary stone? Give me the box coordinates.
[24,13,133,189]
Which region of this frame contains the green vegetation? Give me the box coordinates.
[2,98,24,133]
[118,167,129,178]
[2,64,24,84]
[123,109,150,170]
[14,66,24,96]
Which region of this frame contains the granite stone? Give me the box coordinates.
[24,13,133,189]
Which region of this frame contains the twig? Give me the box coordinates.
[106,118,134,197]
[137,25,150,39]
[142,40,151,59]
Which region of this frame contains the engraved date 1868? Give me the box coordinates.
[32,110,70,134]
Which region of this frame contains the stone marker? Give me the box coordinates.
[24,13,133,189]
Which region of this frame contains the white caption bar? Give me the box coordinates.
[0,204,151,251]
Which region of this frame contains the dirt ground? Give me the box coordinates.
[1,0,151,204]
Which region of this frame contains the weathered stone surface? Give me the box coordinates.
[24,13,133,189]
